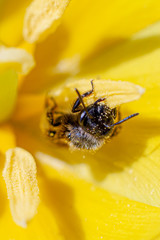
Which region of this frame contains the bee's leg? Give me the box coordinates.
[51,116,63,127]
[45,96,65,127]
[46,97,58,126]
[45,96,57,109]
[111,125,121,137]
[111,110,121,137]
[47,111,63,127]
[111,108,117,119]
[72,79,94,113]
[93,97,106,105]
[46,111,54,125]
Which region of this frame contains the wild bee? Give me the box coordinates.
[41,79,143,150]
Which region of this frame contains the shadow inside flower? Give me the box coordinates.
[87,116,160,180]
[45,116,160,181]
[20,22,160,93]
[0,0,32,22]
[38,167,85,240]
[80,35,160,77]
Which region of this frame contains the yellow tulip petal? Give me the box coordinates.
[40,167,160,240]
[0,125,16,154]
[35,131,160,209]
[100,146,160,208]
[20,1,160,93]
[0,0,31,46]
[79,21,160,89]
[18,41,35,56]
[0,69,17,122]
[2,144,160,240]
[60,0,160,61]
[78,22,160,121]
[0,46,35,74]
[12,93,45,121]
[3,147,39,227]
[23,0,70,43]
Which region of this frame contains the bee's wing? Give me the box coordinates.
[50,79,145,110]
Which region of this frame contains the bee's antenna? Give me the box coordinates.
[75,88,91,118]
[105,113,139,128]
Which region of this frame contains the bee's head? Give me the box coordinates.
[78,103,115,137]
[75,88,139,138]
[78,101,139,137]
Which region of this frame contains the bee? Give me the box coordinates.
[41,79,143,150]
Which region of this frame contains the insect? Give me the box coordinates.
[41,80,141,150]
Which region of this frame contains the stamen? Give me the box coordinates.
[3,147,39,227]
